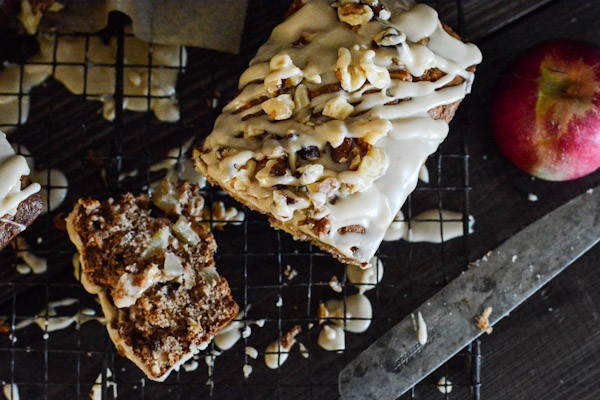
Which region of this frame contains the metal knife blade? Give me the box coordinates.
[339,186,600,400]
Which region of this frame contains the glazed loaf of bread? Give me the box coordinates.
[195,0,481,267]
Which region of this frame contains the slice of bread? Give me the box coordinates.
[66,180,238,381]
[194,0,481,267]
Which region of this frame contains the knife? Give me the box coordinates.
[339,186,600,399]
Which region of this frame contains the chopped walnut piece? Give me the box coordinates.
[281,325,302,349]
[475,307,493,334]
[314,177,340,195]
[261,94,294,120]
[264,54,304,95]
[359,50,391,89]
[337,3,373,26]
[336,48,366,92]
[318,302,329,324]
[270,158,288,176]
[309,217,331,238]
[372,3,390,20]
[323,96,354,120]
[338,224,366,234]
[331,137,354,163]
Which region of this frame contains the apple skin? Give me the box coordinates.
[492,40,600,181]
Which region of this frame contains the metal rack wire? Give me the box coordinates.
[0,2,482,399]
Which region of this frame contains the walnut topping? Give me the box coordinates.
[311,177,340,195]
[261,94,294,120]
[337,3,374,26]
[272,190,310,221]
[373,4,390,20]
[357,146,385,178]
[281,325,302,349]
[294,84,310,111]
[336,48,366,92]
[374,27,406,47]
[264,54,304,95]
[302,63,322,84]
[297,146,321,161]
[336,47,390,92]
[270,157,288,176]
[208,201,244,230]
[475,307,493,334]
[297,164,324,185]
[323,96,354,120]
[359,50,391,89]
[309,216,331,238]
[338,224,366,234]
[331,137,354,163]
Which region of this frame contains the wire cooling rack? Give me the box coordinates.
[0,1,482,399]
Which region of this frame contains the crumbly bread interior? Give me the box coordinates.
[66,180,238,381]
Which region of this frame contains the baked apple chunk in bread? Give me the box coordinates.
[66,180,238,381]
[194,0,482,267]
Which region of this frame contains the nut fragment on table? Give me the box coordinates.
[475,306,493,334]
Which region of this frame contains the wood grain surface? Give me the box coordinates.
[462,0,600,398]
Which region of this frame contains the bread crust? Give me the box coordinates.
[0,177,43,251]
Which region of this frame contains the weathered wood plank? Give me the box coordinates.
[462,0,600,398]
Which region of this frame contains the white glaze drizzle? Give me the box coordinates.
[199,0,481,264]
[89,368,117,400]
[2,384,19,400]
[406,209,475,243]
[14,298,104,333]
[11,144,68,214]
[264,325,302,369]
[181,359,199,372]
[418,163,429,183]
[0,218,26,232]
[317,324,345,351]
[245,346,258,359]
[383,208,475,243]
[148,138,206,188]
[346,256,384,294]
[214,310,246,351]
[32,168,68,213]
[0,132,41,218]
[15,237,47,274]
[0,32,186,127]
[243,364,253,379]
[437,376,452,394]
[323,293,373,333]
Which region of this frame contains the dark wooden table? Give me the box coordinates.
[449,0,600,398]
